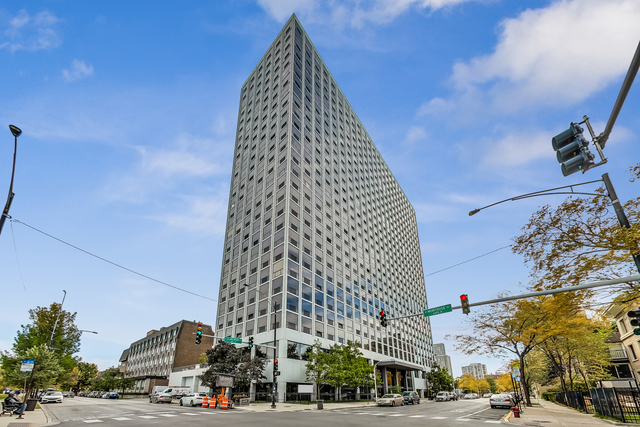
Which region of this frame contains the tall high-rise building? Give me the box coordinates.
[433,343,453,376]
[216,14,434,401]
[461,363,488,379]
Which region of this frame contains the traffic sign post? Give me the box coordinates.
[224,337,243,344]
[423,304,452,317]
[20,359,35,373]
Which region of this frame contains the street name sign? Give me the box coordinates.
[20,359,35,372]
[423,304,452,317]
[224,337,243,344]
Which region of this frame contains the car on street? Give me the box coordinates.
[41,391,64,404]
[489,393,513,409]
[108,392,119,399]
[402,391,421,405]
[180,392,208,407]
[464,393,478,399]
[448,392,458,401]
[377,394,404,406]
[483,393,492,398]
[436,391,450,402]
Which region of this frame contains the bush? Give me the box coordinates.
[541,392,556,402]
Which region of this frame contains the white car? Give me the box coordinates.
[436,392,450,401]
[41,391,64,403]
[377,394,404,406]
[180,393,208,407]
[489,393,513,409]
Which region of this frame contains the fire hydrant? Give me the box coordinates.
[511,407,520,418]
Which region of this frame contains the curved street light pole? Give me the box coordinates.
[0,125,22,237]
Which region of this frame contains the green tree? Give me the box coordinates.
[76,362,99,391]
[426,363,454,395]
[305,340,331,396]
[1,344,64,398]
[199,342,266,391]
[486,377,498,394]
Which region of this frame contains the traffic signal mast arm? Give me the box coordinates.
[386,274,640,321]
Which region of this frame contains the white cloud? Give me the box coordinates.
[62,59,94,82]
[479,129,553,169]
[404,125,428,146]
[149,193,229,237]
[257,0,482,28]
[0,9,61,52]
[423,0,640,117]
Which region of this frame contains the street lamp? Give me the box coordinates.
[79,330,98,334]
[0,124,22,237]
[243,283,279,409]
[372,359,394,402]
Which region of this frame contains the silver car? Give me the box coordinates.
[180,393,208,407]
[489,393,513,409]
[377,394,404,406]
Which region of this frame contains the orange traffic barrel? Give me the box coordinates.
[210,397,217,409]
[202,396,209,408]
[221,398,228,410]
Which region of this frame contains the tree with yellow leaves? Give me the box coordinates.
[458,373,476,393]
[496,373,515,392]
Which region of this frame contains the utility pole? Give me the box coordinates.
[50,290,67,349]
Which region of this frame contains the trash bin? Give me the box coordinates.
[317,400,324,410]
[25,399,38,411]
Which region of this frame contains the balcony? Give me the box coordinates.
[610,348,628,360]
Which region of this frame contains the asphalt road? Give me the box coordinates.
[43,397,509,426]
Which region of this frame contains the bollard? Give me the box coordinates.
[202,396,209,408]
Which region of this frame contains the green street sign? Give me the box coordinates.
[224,337,243,344]
[423,304,452,317]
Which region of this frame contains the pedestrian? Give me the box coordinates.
[4,392,27,419]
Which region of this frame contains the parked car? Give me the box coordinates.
[448,392,458,401]
[464,393,478,399]
[489,393,512,409]
[377,394,404,406]
[402,391,420,405]
[41,391,64,404]
[108,392,119,399]
[180,392,208,407]
[436,391,450,402]
[483,393,492,398]
[101,392,110,399]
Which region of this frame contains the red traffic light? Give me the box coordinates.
[460,295,467,301]
[380,311,385,317]
[198,322,202,326]
[274,359,278,364]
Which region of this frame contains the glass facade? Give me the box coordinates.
[217,15,434,370]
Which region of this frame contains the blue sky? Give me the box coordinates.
[1,0,639,376]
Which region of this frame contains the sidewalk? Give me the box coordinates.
[507,399,621,427]
[0,404,57,427]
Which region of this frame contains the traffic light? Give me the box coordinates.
[273,359,278,376]
[460,294,470,315]
[552,123,595,176]
[196,322,203,345]
[248,336,254,349]
[379,310,387,327]
[629,309,640,335]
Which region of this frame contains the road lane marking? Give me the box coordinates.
[157,414,179,417]
[484,421,502,424]
[111,417,132,421]
[408,415,425,418]
[455,419,472,422]
[83,421,103,423]
[431,416,448,419]
[388,414,405,417]
[138,415,158,419]
[181,413,201,415]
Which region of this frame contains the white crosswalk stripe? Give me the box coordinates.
[388,414,405,417]
[137,415,157,419]
[484,421,502,424]
[111,417,132,421]
[431,416,448,419]
[157,414,179,417]
[83,420,103,423]
[456,418,472,422]
[408,415,425,418]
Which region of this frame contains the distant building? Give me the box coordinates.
[119,320,214,394]
[484,373,502,380]
[433,343,453,376]
[461,363,487,379]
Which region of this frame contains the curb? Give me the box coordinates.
[39,405,60,426]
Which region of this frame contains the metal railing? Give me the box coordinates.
[556,388,640,423]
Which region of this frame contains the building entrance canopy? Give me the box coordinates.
[377,359,425,372]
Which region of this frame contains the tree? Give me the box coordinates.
[1,344,64,398]
[426,363,454,395]
[496,373,515,393]
[91,368,120,391]
[60,366,82,391]
[486,377,498,394]
[305,340,331,396]
[458,374,476,393]
[476,379,490,394]
[199,342,266,391]
[512,163,640,298]
[76,362,99,391]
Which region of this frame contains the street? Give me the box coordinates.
[41,397,509,426]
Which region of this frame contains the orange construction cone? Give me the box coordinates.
[221,397,228,410]
[210,396,217,409]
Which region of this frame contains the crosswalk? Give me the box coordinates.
[327,410,503,423]
[76,410,237,423]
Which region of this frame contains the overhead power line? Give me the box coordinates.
[425,245,511,277]
[11,218,217,303]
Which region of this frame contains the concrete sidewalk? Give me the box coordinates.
[507,399,620,427]
[0,404,55,427]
